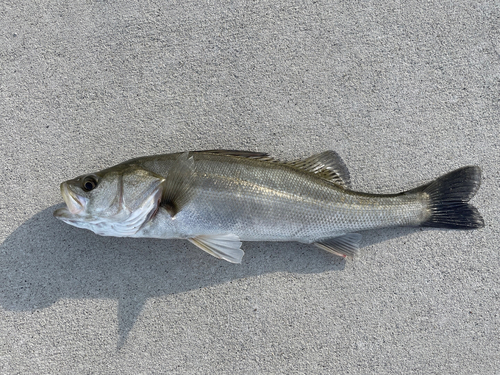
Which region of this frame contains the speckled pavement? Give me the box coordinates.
[1,1,499,373]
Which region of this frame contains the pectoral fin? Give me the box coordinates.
[188,234,244,263]
[161,152,197,217]
[314,233,362,258]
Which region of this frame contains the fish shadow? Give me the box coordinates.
[0,205,421,347]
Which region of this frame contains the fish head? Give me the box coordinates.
[54,165,165,237]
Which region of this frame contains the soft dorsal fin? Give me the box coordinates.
[287,151,351,188]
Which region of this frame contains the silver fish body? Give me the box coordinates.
[54,150,484,263]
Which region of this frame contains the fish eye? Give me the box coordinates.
[82,175,98,192]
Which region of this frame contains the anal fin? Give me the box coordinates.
[314,233,362,258]
[188,234,244,263]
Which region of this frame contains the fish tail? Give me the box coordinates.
[418,166,484,229]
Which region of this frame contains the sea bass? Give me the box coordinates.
[54,150,484,263]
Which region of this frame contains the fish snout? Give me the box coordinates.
[60,182,87,215]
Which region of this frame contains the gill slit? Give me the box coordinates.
[118,174,124,212]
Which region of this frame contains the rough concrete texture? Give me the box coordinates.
[1,1,499,373]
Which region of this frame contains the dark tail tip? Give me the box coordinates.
[420,166,484,229]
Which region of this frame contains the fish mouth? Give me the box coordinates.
[54,182,87,219]
[53,206,73,221]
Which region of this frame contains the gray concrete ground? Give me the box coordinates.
[1,1,499,373]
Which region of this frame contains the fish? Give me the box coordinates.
[54,150,484,263]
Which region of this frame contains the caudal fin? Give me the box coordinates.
[419,166,484,229]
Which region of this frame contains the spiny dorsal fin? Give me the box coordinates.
[161,152,197,217]
[201,150,273,160]
[287,151,351,188]
[201,149,350,187]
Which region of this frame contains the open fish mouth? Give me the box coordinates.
[55,182,87,217]
[53,207,79,226]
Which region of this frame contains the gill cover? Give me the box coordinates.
[100,168,165,236]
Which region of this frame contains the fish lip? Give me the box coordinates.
[53,206,89,228]
[53,206,72,220]
[59,182,87,215]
